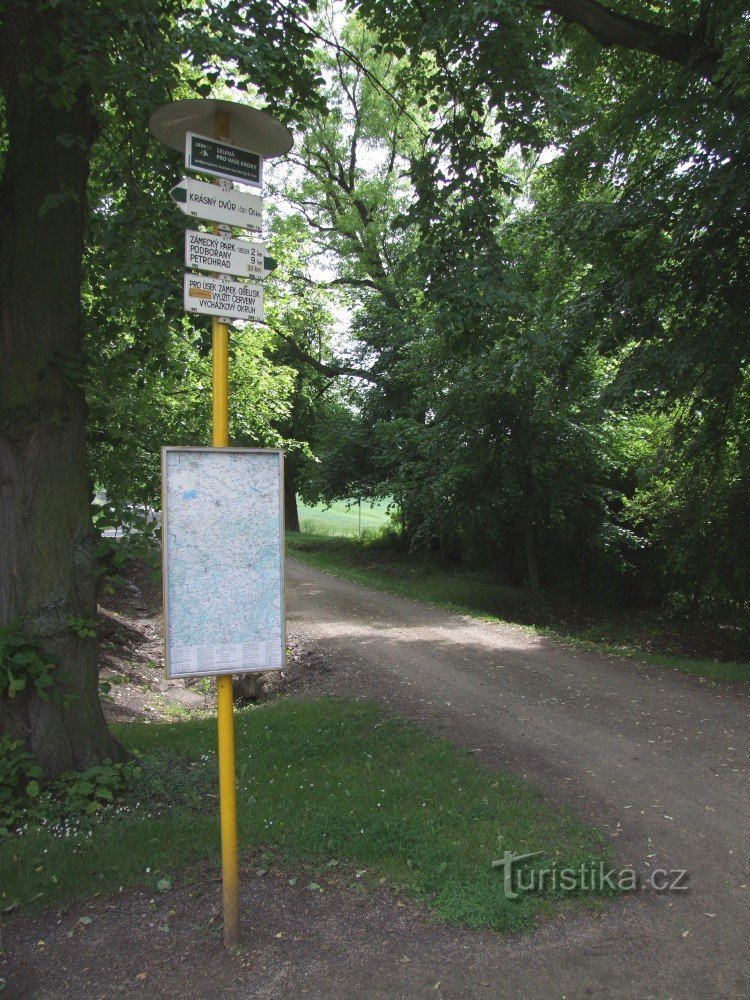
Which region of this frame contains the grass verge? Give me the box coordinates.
[287,534,750,684]
[0,698,612,931]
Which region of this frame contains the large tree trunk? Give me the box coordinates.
[522,463,541,591]
[0,7,124,774]
[284,468,301,533]
[524,515,541,591]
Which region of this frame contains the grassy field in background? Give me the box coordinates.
[0,699,613,931]
[297,499,392,537]
[287,532,750,684]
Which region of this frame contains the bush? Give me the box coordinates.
[0,737,138,834]
[0,621,64,702]
[0,736,44,831]
[57,760,138,816]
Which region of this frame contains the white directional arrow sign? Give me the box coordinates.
[170,177,262,231]
[185,230,277,280]
[183,273,263,322]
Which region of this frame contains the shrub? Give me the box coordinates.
[0,736,44,831]
[0,737,138,834]
[0,621,64,702]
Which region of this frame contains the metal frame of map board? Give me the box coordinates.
[161,447,286,679]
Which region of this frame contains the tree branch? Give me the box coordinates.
[545,0,719,75]
[276,0,428,136]
[292,272,381,293]
[265,323,381,383]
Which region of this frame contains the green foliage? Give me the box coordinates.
[57,760,136,816]
[0,623,63,702]
[0,737,43,832]
[280,4,750,624]
[6,0,749,676]
[91,498,161,592]
[0,742,137,834]
[65,616,97,640]
[1,0,329,521]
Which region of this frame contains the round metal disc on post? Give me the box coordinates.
[149,98,293,157]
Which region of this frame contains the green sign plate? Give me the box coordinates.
[185,132,262,188]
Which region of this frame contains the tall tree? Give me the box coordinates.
[0,0,321,774]
[319,1,749,601]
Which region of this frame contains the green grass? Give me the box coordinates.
[297,499,392,537]
[287,534,750,685]
[0,699,612,931]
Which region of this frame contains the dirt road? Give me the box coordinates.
[286,559,750,999]
[5,560,749,999]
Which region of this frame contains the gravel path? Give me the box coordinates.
[286,559,750,999]
[4,560,748,999]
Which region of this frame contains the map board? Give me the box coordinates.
[162,448,285,678]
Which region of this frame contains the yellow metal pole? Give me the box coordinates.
[211,108,240,951]
[211,319,229,447]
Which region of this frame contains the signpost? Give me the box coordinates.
[183,272,263,320]
[149,98,293,952]
[185,229,276,280]
[186,132,262,187]
[170,177,262,231]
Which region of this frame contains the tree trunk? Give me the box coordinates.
[0,7,124,774]
[284,469,301,533]
[524,517,541,591]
